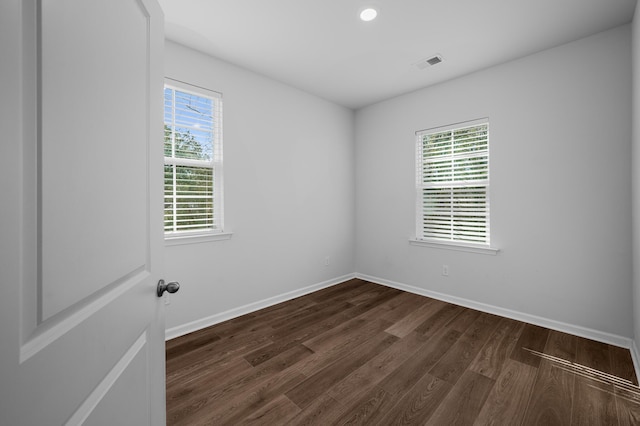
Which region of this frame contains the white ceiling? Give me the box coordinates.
[159,0,637,110]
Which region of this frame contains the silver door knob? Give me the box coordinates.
[157,279,180,297]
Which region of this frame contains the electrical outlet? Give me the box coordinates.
[442,264,449,276]
[324,256,330,267]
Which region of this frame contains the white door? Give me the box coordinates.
[0,0,167,424]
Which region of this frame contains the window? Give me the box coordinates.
[164,80,224,237]
[416,119,490,246]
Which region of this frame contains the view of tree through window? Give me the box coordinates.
[164,84,223,235]
[416,121,489,244]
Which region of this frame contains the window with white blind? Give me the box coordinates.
[164,80,224,238]
[415,119,490,247]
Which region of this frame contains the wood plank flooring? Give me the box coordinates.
[166,279,640,425]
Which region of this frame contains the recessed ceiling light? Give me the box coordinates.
[360,8,378,22]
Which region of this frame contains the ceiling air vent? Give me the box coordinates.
[415,54,443,70]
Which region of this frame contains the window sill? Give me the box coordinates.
[165,231,233,247]
[409,238,499,255]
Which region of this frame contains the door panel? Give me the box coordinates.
[0,0,166,424]
[41,0,150,320]
[67,331,150,425]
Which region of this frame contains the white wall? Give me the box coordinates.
[164,25,636,345]
[355,25,633,339]
[632,6,640,355]
[164,41,355,332]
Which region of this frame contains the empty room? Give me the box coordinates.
[3,0,640,424]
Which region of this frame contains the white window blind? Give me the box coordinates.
[164,81,223,235]
[416,119,489,245]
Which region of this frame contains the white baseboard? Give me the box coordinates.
[356,273,635,350]
[165,273,356,341]
[630,340,640,382]
[165,270,640,382]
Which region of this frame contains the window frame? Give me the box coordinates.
[413,118,497,254]
[163,78,227,242]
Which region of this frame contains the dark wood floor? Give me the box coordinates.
[166,279,640,425]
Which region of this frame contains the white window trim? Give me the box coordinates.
[409,238,499,255]
[414,118,498,253]
[164,77,226,243]
[165,231,233,247]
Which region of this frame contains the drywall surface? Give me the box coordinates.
[164,41,355,331]
[632,6,640,349]
[355,25,633,338]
